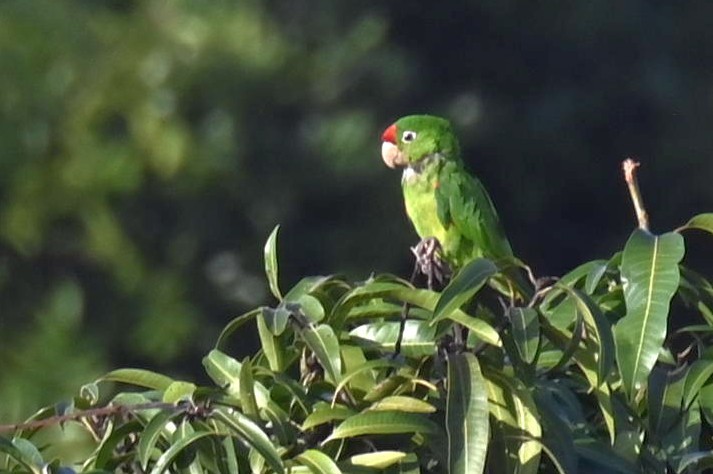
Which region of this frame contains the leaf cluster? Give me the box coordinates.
[4,215,713,473]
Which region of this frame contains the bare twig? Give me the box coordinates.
[0,401,186,434]
[623,158,649,231]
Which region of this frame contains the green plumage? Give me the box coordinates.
[382,114,528,297]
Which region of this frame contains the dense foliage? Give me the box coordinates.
[4,210,713,473]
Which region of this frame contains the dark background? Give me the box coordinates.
[2,0,712,421]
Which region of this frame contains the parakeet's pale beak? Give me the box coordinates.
[381,141,406,168]
[381,123,407,168]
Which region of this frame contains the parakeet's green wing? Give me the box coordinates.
[435,161,514,262]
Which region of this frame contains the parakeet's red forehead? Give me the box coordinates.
[381,123,397,144]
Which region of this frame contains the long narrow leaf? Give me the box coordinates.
[299,323,342,385]
[149,431,214,474]
[433,259,497,323]
[483,368,541,474]
[264,224,282,300]
[213,407,285,474]
[100,368,174,391]
[326,411,440,441]
[295,449,342,474]
[614,230,684,399]
[446,353,489,474]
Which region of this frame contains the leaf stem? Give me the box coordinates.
[623,158,650,231]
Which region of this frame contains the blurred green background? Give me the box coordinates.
[2,0,713,422]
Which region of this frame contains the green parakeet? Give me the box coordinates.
[381,114,529,298]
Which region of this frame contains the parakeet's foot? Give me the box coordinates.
[410,237,451,290]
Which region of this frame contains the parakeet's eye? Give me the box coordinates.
[402,131,417,143]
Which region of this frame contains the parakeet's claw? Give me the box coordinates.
[411,237,451,289]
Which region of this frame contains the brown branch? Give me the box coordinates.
[623,158,649,231]
[0,401,183,434]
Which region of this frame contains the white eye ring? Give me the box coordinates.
[402,130,417,143]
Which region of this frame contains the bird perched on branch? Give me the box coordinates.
[381,114,530,299]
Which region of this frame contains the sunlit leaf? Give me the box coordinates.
[100,368,174,391]
[446,352,489,474]
[162,381,196,403]
[368,395,436,414]
[302,403,355,431]
[298,323,342,385]
[507,307,540,365]
[343,451,407,470]
[256,310,285,371]
[335,281,500,346]
[433,258,497,323]
[326,410,440,441]
[677,213,713,235]
[239,357,259,419]
[682,357,713,409]
[295,449,342,474]
[139,410,177,470]
[264,224,282,301]
[349,320,436,358]
[213,407,285,473]
[614,230,685,399]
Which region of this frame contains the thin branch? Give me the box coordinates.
[0,401,184,434]
[623,158,650,231]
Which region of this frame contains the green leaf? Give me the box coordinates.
[239,357,260,419]
[264,224,282,301]
[294,294,326,323]
[261,306,291,335]
[344,451,407,470]
[648,364,688,439]
[433,259,498,323]
[363,375,411,402]
[202,350,285,419]
[533,386,579,474]
[368,396,436,414]
[336,281,500,345]
[162,381,196,403]
[484,368,541,474]
[95,420,144,469]
[100,368,174,391]
[256,310,284,371]
[507,307,540,365]
[446,353,489,474]
[614,230,685,399]
[326,411,440,441]
[203,349,241,396]
[683,357,713,408]
[384,453,420,474]
[0,437,43,474]
[349,320,436,358]
[213,407,285,474]
[298,323,342,385]
[302,404,356,431]
[149,430,214,474]
[139,410,176,470]
[677,213,713,235]
[585,260,609,294]
[339,345,378,393]
[662,399,701,472]
[295,449,342,474]
[554,285,614,386]
[574,437,638,473]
